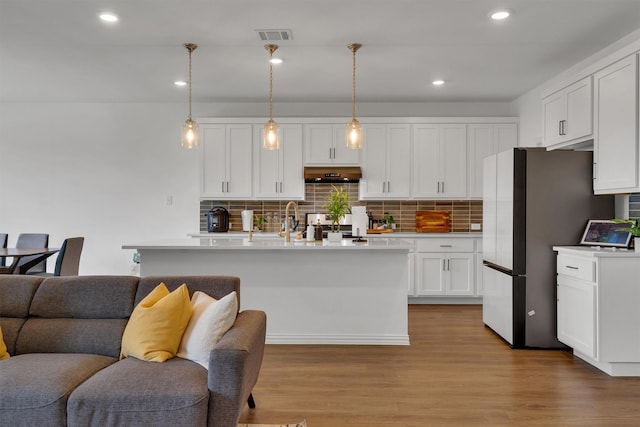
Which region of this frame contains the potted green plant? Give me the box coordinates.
[613,218,640,252]
[323,185,352,241]
[383,212,395,230]
[254,214,267,232]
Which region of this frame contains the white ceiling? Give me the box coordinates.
[2,0,640,104]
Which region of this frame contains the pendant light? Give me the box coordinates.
[181,43,198,149]
[346,43,362,150]
[263,44,280,150]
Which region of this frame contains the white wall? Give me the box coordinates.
[0,100,514,274]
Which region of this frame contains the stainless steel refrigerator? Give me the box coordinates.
[482,148,614,348]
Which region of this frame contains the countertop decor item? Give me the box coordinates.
[323,185,352,236]
[181,43,198,149]
[263,44,280,150]
[416,210,451,232]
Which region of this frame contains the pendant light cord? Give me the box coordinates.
[351,47,356,120]
[184,43,197,121]
[269,49,274,121]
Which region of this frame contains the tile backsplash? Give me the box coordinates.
[200,183,482,233]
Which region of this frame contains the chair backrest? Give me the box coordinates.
[0,233,7,267]
[16,233,49,273]
[54,237,84,276]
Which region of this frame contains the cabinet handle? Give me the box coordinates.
[275,182,278,193]
[565,265,579,270]
[442,259,446,271]
[383,181,386,193]
[440,245,453,248]
[387,181,391,193]
[437,182,440,193]
[447,259,450,271]
[226,181,229,193]
[221,181,225,193]
[280,182,283,193]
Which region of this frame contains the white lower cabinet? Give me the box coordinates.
[416,253,474,296]
[555,247,640,376]
[412,238,477,297]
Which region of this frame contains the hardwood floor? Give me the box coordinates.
[239,305,640,426]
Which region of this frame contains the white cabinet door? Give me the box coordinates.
[412,125,440,197]
[279,125,304,199]
[557,275,596,358]
[415,253,473,296]
[542,76,593,149]
[253,124,304,199]
[412,124,467,198]
[360,124,411,199]
[200,124,252,199]
[360,125,387,198]
[593,54,639,194]
[303,124,360,165]
[468,124,517,198]
[416,253,446,295]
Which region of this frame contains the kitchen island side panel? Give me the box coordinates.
[137,248,409,345]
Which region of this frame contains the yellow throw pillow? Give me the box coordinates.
[120,283,193,362]
[0,325,9,360]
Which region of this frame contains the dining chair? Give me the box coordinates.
[15,233,49,274]
[0,233,7,267]
[30,237,84,277]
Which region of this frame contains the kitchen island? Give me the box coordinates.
[123,237,414,345]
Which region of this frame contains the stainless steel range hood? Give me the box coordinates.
[304,166,362,183]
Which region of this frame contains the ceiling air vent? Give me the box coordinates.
[256,29,293,41]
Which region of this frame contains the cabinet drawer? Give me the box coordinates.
[416,238,475,252]
[557,254,596,282]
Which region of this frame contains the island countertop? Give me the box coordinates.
[123,237,415,251]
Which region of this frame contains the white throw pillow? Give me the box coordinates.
[177,291,238,369]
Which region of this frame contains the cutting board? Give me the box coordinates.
[416,210,450,232]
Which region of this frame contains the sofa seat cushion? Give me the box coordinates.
[0,353,117,427]
[67,357,209,427]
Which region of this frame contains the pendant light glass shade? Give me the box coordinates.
[346,43,362,149]
[346,118,362,150]
[182,118,198,149]
[263,44,280,150]
[181,43,198,149]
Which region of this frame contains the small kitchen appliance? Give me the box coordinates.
[206,207,229,232]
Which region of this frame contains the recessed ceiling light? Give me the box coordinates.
[432,80,445,86]
[174,81,187,87]
[490,10,511,20]
[99,12,119,23]
[270,58,283,64]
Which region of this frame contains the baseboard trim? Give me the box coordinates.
[266,334,410,345]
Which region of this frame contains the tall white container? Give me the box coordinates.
[241,210,254,231]
[351,206,368,237]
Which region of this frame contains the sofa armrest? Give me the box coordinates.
[207,309,266,427]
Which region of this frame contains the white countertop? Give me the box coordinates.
[187,232,481,239]
[124,237,415,251]
[554,245,640,258]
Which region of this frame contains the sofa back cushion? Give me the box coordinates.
[136,276,240,311]
[0,276,44,355]
[15,276,139,358]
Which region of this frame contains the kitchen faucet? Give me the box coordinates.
[279,201,299,242]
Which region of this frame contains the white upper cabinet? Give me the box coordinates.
[593,54,639,194]
[359,124,411,199]
[200,124,253,199]
[468,123,517,198]
[253,124,305,200]
[303,124,361,165]
[542,76,593,149]
[412,124,467,199]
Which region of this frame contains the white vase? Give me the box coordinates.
[635,237,640,253]
[327,231,342,242]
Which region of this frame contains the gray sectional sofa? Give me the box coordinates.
[0,275,267,427]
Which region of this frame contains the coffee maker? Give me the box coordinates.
[206,207,229,232]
